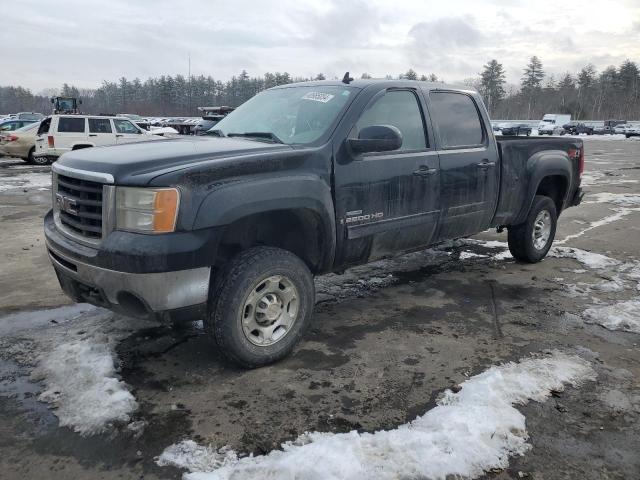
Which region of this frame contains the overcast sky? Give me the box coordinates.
[2,0,639,92]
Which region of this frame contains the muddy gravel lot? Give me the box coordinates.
[0,138,639,479]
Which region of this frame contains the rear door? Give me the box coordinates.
[113,118,146,144]
[55,116,87,153]
[334,87,441,266]
[88,118,116,146]
[427,91,499,239]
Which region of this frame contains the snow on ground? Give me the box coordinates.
[157,352,595,480]
[0,172,51,192]
[585,192,640,207]
[33,332,139,436]
[0,303,99,336]
[583,300,640,334]
[549,246,620,270]
[0,305,149,436]
[581,170,638,187]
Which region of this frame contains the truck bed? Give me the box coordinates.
[492,135,583,227]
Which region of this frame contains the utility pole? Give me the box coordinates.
[188,53,192,115]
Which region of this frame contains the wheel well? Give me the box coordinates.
[72,144,92,150]
[535,175,567,214]
[217,209,327,273]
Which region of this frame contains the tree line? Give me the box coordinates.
[1,58,639,120]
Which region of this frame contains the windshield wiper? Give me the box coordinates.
[227,132,284,144]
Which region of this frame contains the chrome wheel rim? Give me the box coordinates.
[240,275,299,347]
[532,210,552,250]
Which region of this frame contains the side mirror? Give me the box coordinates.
[50,98,54,104]
[79,100,83,105]
[348,125,403,154]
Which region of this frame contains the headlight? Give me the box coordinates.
[115,187,180,233]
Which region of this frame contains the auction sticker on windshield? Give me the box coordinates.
[302,92,335,103]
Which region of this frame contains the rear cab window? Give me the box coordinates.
[428,92,485,148]
[58,117,86,133]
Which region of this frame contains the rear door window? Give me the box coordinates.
[58,117,86,133]
[429,92,484,148]
[89,118,113,133]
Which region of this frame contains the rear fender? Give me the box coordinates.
[515,150,571,224]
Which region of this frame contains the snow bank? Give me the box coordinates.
[33,333,138,436]
[158,352,594,480]
[583,300,640,333]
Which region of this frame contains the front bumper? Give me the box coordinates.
[47,241,210,321]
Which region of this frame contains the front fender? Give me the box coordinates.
[515,150,571,223]
[193,174,337,268]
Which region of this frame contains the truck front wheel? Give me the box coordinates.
[507,195,557,263]
[207,246,315,368]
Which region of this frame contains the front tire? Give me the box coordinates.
[507,195,557,263]
[206,246,315,368]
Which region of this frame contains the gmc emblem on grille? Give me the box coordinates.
[56,193,78,215]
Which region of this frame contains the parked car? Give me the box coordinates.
[625,124,640,138]
[34,115,166,163]
[15,112,45,121]
[44,79,584,368]
[0,121,41,163]
[538,114,571,135]
[562,122,594,135]
[500,124,532,136]
[0,118,38,133]
[592,125,614,135]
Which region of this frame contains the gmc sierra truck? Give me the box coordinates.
[44,79,584,367]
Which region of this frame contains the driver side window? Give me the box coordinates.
[353,90,427,151]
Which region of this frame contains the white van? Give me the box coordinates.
[34,115,166,163]
[538,114,571,135]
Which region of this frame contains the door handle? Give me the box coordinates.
[476,160,496,169]
[413,165,438,177]
[115,134,123,137]
[88,134,97,137]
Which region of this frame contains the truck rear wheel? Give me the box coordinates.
[507,195,557,263]
[206,246,315,368]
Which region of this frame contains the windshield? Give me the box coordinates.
[210,85,355,145]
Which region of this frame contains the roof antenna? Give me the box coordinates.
[342,72,354,84]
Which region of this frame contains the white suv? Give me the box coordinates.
[34,115,165,163]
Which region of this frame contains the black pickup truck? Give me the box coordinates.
[44,79,584,367]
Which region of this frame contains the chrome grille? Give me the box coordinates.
[55,173,104,240]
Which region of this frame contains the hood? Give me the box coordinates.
[56,136,293,185]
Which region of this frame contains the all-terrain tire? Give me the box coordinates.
[507,195,557,263]
[206,246,315,368]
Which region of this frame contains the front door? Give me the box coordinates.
[427,91,499,239]
[114,118,145,144]
[334,88,441,267]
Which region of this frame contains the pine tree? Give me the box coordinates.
[404,69,418,80]
[479,59,506,115]
[521,56,545,118]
